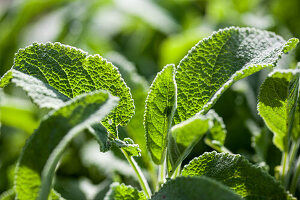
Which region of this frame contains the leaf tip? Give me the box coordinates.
[283,38,299,53]
[0,70,13,88]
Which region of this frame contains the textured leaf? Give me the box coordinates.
[15,90,118,200]
[1,42,134,137]
[167,115,210,175]
[113,138,141,157]
[151,176,243,200]
[182,151,295,200]
[0,189,15,200]
[258,69,300,151]
[3,70,68,109]
[144,64,176,164]
[174,27,298,124]
[204,110,227,151]
[104,183,146,200]
[0,70,13,88]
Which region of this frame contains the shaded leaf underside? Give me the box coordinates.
[15,91,118,200]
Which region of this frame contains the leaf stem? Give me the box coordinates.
[290,156,300,194]
[157,158,166,191]
[280,151,289,186]
[172,164,181,178]
[286,140,300,182]
[121,149,152,199]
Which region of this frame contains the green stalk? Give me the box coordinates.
[286,140,300,183]
[172,164,181,179]
[288,141,299,169]
[290,156,300,194]
[157,157,166,191]
[121,149,152,199]
[280,151,289,186]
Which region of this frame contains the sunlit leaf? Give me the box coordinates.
[144,64,176,164]
[0,42,134,137]
[174,27,298,124]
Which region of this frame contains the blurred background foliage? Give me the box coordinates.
[0,0,299,199]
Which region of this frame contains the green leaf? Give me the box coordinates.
[151,176,243,200]
[113,138,141,157]
[104,183,146,200]
[2,42,134,137]
[204,110,227,151]
[167,115,210,175]
[0,70,13,88]
[174,27,298,124]
[258,69,300,151]
[181,151,295,200]
[144,64,176,164]
[0,189,15,200]
[15,90,118,200]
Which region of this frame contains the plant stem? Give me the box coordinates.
[121,149,152,199]
[281,151,289,186]
[157,158,166,191]
[172,164,181,179]
[290,156,300,194]
[286,140,300,183]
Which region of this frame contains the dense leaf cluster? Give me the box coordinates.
[0,27,299,200]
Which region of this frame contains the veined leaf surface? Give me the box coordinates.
[15,90,118,200]
[174,27,298,124]
[104,183,146,200]
[0,42,134,137]
[258,69,300,151]
[151,176,243,200]
[144,64,176,164]
[167,115,210,175]
[182,152,295,200]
